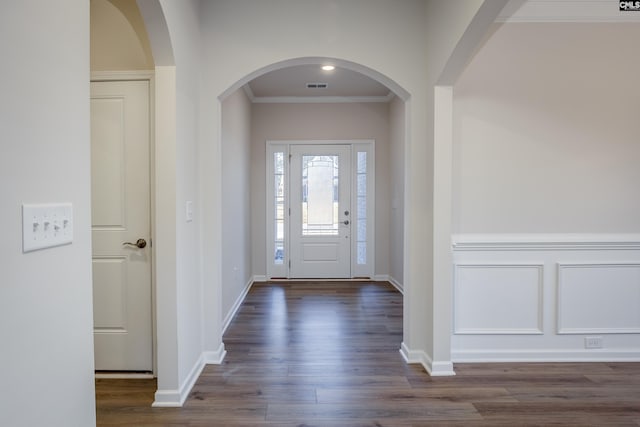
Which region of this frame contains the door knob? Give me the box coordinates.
[123,238,147,249]
[343,220,350,225]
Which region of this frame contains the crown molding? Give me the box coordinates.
[242,84,394,104]
[251,92,394,104]
[242,83,256,102]
[498,0,640,23]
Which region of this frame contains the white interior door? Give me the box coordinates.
[290,145,351,278]
[90,80,152,371]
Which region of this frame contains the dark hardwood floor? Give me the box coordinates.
[96,281,640,426]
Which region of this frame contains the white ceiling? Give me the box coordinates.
[245,64,392,103]
[498,0,640,22]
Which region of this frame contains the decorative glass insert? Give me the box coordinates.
[302,155,339,236]
[356,151,367,265]
[274,152,285,264]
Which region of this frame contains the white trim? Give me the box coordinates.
[497,0,640,23]
[557,262,640,334]
[265,144,289,280]
[352,142,375,279]
[454,328,543,335]
[240,80,395,105]
[91,70,155,81]
[266,278,376,282]
[222,277,255,334]
[400,342,423,364]
[400,342,456,377]
[152,353,205,408]
[388,276,404,294]
[453,234,640,251]
[203,343,227,365]
[151,344,227,407]
[95,372,154,379]
[253,275,267,282]
[151,390,183,408]
[453,349,640,363]
[269,139,375,146]
[453,263,544,335]
[242,83,255,102]
[90,71,157,376]
[266,140,376,280]
[251,93,395,104]
[430,361,457,377]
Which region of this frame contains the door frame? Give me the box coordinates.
[90,70,156,376]
[266,139,375,280]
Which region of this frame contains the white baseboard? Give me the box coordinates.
[253,275,267,282]
[203,342,227,365]
[152,353,206,408]
[372,274,403,293]
[95,372,154,379]
[452,349,640,363]
[400,341,423,364]
[400,342,455,376]
[222,277,255,334]
[388,275,404,294]
[152,389,183,408]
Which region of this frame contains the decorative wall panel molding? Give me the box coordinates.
[454,264,543,334]
[452,234,640,362]
[557,263,640,334]
[453,234,640,252]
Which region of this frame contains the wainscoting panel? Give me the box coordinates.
[558,263,640,334]
[452,234,640,362]
[454,264,543,334]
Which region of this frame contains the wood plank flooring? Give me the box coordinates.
[96,281,640,426]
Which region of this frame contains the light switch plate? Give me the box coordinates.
[22,203,73,252]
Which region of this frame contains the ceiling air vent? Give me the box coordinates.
[306,83,328,89]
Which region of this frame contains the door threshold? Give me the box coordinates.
[95,371,154,379]
[268,278,374,282]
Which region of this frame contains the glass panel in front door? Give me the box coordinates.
[302,155,339,236]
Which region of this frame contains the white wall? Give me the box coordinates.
[0,1,96,426]
[160,0,207,400]
[221,89,253,324]
[451,23,640,361]
[250,102,391,278]
[453,23,640,234]
[389,96,405,289]
[140,0,210,406]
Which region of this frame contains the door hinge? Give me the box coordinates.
[289,260,291,268]
[288,207,291,216]
[288,154,292,162]
[149,238,152,247]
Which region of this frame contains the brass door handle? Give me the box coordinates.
[123,238,147,249]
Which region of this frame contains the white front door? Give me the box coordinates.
[90,80,152,371]
[290,145,351,278]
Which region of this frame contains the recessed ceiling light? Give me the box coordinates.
[321,65,335,71]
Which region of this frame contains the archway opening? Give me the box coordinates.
[218,56,410,345]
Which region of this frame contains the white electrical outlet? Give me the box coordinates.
[585,336,603,349]
[22,203,73,252]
